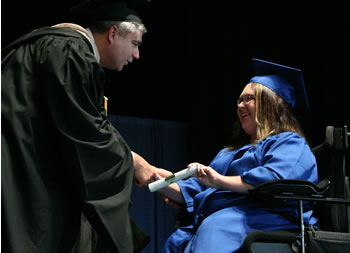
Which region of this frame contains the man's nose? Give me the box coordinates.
[133,47,140,60]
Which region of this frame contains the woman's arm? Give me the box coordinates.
[132,154,186,205]
[189,163,254,193]
[154,169,185,204]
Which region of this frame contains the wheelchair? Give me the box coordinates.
[240,125,350,253]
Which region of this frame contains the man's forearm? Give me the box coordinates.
[132,151,156,186]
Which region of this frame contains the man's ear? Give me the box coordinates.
[108,25,119,43]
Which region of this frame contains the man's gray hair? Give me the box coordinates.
[90,21,147,37]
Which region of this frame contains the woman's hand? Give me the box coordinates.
[188,162,254,193]
[188,162,223,189]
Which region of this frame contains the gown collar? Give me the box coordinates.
[51,23,100,63]
[85,27,100,63]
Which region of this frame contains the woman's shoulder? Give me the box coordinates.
[269,131,302,141]
[258,131,305,149]
[276,131,303,139]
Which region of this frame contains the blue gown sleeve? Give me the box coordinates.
[241,132,318,186]
[178,178,206,212]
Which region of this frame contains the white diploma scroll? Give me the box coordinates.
[148,166,197,192]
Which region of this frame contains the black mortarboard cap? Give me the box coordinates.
[249,58,309,110]
[69,0,143,25]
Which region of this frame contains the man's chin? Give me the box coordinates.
[117,64,127,71]
[112,65,123,72]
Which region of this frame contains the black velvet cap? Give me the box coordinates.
[69,0,143,25]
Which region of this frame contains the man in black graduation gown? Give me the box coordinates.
[1,0,155,252]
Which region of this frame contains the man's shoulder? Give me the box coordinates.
[2,26,90,56]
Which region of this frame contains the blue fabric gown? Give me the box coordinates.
[162,132,319,253]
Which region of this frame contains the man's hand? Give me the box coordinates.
[132,152,157,187]
[157,193,184,209]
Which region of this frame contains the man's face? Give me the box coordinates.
[104,29,143,71]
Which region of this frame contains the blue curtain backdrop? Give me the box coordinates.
[108,114,188,253]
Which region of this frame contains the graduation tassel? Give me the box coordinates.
[104,96,108,115]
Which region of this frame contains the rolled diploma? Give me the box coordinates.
[148,166,197,192]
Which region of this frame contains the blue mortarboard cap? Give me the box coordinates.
[249,58,309,110]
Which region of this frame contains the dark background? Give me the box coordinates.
[2,0,349,165]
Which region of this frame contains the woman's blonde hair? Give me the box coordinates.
[227,82,305,149]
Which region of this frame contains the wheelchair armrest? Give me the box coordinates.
[248,178,330,197]
[240,230,298,253]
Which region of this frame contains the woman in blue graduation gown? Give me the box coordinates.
[154,59,319,252]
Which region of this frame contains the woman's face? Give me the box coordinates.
[237,83,257,141]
